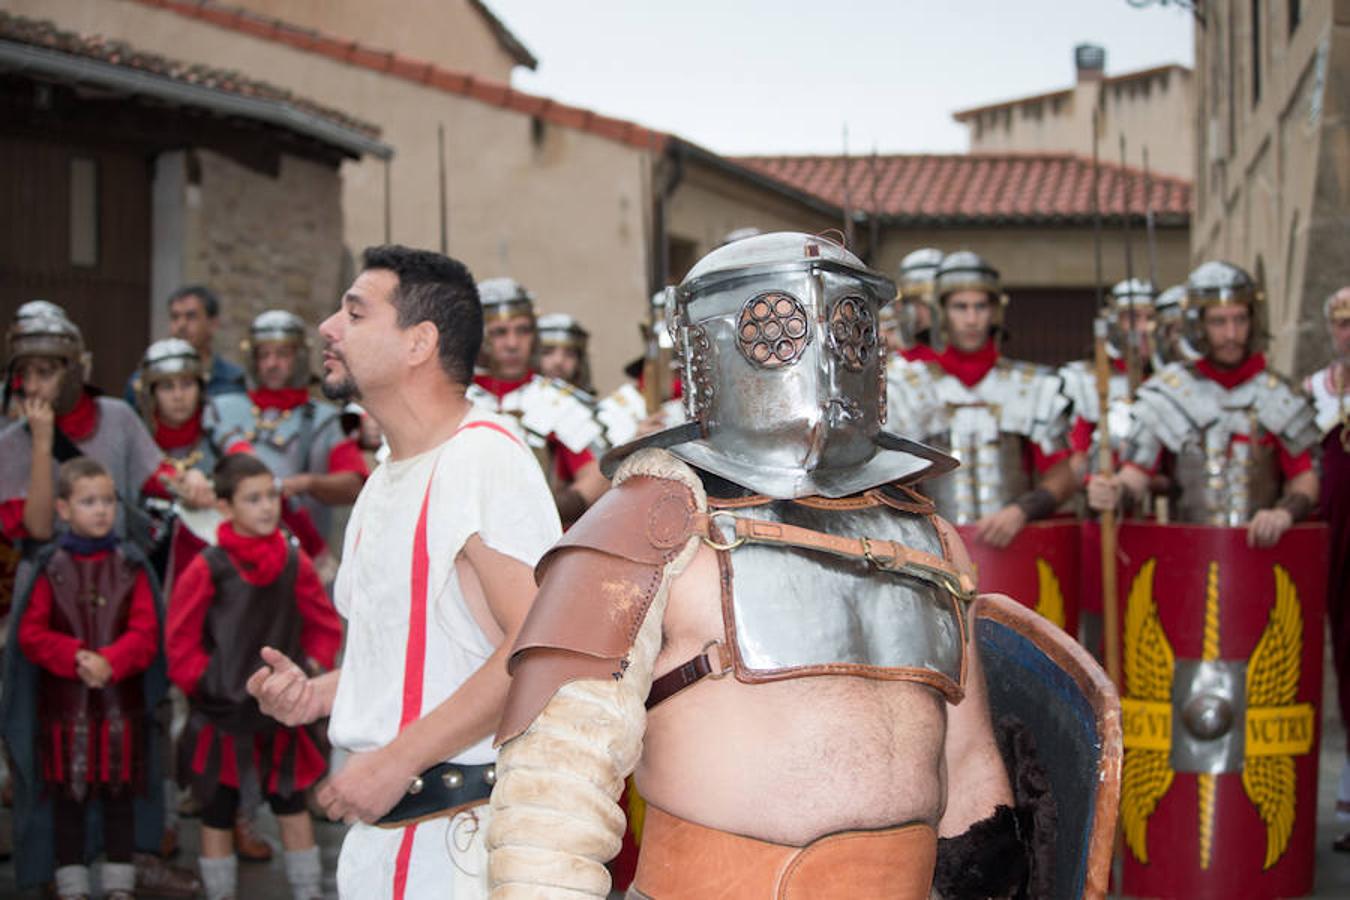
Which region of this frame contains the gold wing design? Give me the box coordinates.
[1242,564,1302,870]
[1034,558,1065,628]
[1121,558,1175,864]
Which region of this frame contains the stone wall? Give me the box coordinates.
[184,149,345,374]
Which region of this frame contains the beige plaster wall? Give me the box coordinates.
[966,70,1194,180]
[27,0,652,394]
[227,0,522,81]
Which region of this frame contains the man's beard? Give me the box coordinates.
[321,372,361,402]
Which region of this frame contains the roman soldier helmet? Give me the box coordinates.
[1104,278,1157,360]
[1153,284,1200,367]
[477,277,536,323]
[1182,261,1266,356]
[933,250,1007,350]
[242,309,310,389]
[891,247,943,348]
[536,312,593,391]
[602,232,954,499]
[137,338,203,423]
[5,308,86,415]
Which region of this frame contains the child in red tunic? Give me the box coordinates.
[166,454,341,900]
[17,458,159,900]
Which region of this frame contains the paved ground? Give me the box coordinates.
[1,641,1349,898]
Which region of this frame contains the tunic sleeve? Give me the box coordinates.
[17,573,82,678]
[166,556,216,695]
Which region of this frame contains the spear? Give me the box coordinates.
[1119,134,1141,395]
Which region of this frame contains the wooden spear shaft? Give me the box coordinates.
[1095,317,1122,689]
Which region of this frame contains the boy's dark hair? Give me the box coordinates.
[212,453,274,501]
[360,245,481,384]
[167,284,221,319]
[57,457,112,499]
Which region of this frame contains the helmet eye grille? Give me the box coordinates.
[736,291,810,369]
[827,295,876,372]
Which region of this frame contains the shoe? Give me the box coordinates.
[134,852,203,898]
[234,815,274,863]
[159,824,179,859]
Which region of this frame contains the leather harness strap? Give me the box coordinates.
[647,641,730,710]
[691,511,976,599]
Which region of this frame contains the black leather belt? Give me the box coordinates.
[376,761,496,828]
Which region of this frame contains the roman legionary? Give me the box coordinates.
[1306,285,1350,851]
[469,278,609,525]
[886,251,1076,548]
[536,312,595,393]
[211,310,363,562]
[886,246,942,362]
[486,233,1045,898]
[1088,261,1320,545]
[1153,283,1202,371]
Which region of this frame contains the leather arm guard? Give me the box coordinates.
[487,449,705,898]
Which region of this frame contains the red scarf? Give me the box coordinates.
[55,392,98,442]
[900,344,940,364]
[935,340,1000,388]
[154,411,203,451]
[473,371,532,401]
[216,521,289,586]
[1195,353,1266,391]
[248,387,310,412]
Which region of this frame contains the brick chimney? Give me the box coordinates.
[1075,43,1106,82]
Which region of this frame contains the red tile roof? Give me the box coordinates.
[128,0,670,153]
[0,9,380,140]
[731,153,1191,226]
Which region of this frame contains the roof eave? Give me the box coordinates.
[0,38,393,160]
[674,140,844,220]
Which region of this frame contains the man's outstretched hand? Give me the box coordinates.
[246,646,327,727]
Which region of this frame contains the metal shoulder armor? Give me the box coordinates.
[1059,360,1100,424]
[1252,371,1319,456]
[989,360,1070,452]
[885,355,942,434]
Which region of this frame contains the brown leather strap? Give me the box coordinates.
[692,512,976,598]
[646,642,729,710]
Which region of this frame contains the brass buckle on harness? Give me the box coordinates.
[703,510,746,551]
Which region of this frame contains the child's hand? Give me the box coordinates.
[75,650,112,689]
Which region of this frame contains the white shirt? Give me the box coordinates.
[328,407,561,764]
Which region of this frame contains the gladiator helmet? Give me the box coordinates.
[5,310,86,415]
[890,248,943,349]
[137,338,203,423]
[1182,261,1266,357]
[718,227,763,248]
[243,309,310,389]
[477,277,536,323]
[933,250,1007,351]
[603,232,954,499]
[536,312,592,391]
[1153,284,1200,367]
[1104,278,1157,361]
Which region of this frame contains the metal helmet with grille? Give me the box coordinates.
[1182,261,1266,356]
[243,309,310,388]
[718,226,763,248]
[137,338,204,422]
[602,232,953,498]
[5,310,86,414]
[934,250,1007,350]
[891,247,943,348]
[477,277,536,323]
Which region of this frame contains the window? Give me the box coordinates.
[1251,0,1263,106]
[69,157,98,267]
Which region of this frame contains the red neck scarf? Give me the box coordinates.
[55,392,98,442]
[216,521,289,586]
[473,371,533,401]
[248,387,310,412]
[1195,353,1267,390]
[935,340,1000,388]
[901,344,940,364]
[154,411,203,451]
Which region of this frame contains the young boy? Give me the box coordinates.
[14,458,161,900]
[166,453,341,900]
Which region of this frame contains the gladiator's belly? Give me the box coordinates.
[636,545,948,845]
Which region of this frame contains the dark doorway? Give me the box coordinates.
[1002,286,1099,367]
[0,135,150,394]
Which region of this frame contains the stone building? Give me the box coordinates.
[953,45,1194,181]
[736,152,1192,366]
[1191,0,1350,375]
[0,10,388,392]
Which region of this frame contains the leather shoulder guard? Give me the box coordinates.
[496,455,704,745]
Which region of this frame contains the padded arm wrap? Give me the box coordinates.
[487,449,705,898]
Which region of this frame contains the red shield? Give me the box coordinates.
[1114,522,1327,900]
[956,519,1080,634]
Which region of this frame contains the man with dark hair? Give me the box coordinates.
[124,286,246,405]
[247,245,560,898]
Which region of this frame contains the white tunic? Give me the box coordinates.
[329,407,561,899]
